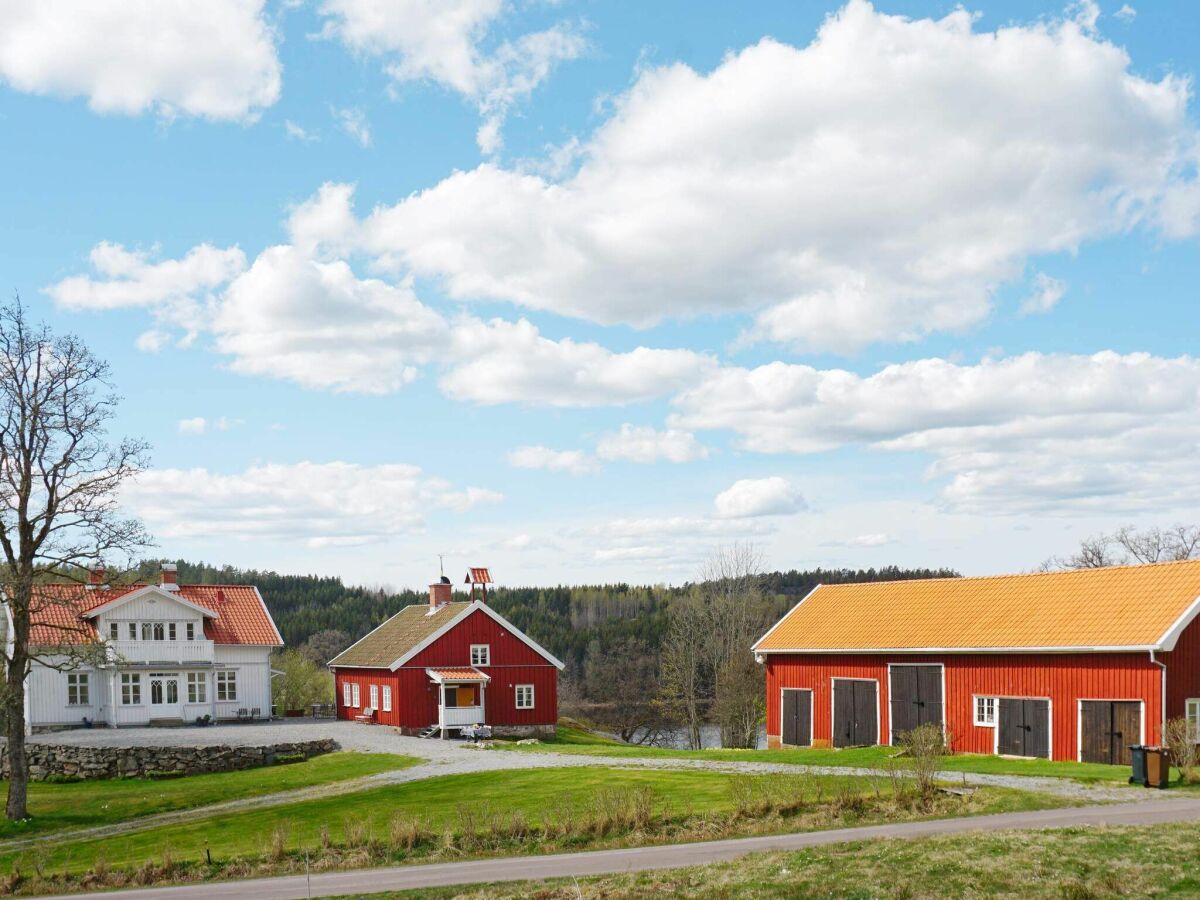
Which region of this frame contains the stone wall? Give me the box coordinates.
[1,739,338,781]
[492,724,556,739]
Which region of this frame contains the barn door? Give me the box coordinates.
[998,698,1050,759]
[1081,701,1141,765]
[834,680,877,747]
[781,689,812,747]
[889,665,943,744]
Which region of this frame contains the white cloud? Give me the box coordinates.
[47,242,246,311]
[287,182,362,257]
[1114,5,1137,23]
[714,477,807,519]
[177,417,207,435]
[332,106,372,147]
[439,317,715,407]
[135,329,171,354]
[124,461,503,548]
[314,0,1200,350]
[0,0,280,122]
[505,445,597,475]
[595,424,708,464]
[823,532,896,548]
[214,246,446,393]
[1019,272,1067,315]
[674,351,1200,513]
[285,120,319,143]
[317,0,585,152]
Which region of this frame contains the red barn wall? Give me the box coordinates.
[334,608,558,728]
[1162,614,1200,722]
[765,651,1164,761]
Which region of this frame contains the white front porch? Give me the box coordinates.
[425,667,490,736]
[439,704,485,728]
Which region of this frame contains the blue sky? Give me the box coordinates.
[1,0,1197,588]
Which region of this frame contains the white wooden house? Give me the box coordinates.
[7,564,283,732]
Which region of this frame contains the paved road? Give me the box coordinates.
[34,796,1200,900]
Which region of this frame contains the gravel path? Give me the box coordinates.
[12,720,1149,852]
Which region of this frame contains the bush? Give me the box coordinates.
[272,753,305,765]
[43,773,82,784]
[1164,717,1200,784]
[898,723,948,806]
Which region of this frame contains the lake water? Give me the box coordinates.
[612,724,768,749]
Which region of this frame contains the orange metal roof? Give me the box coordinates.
[754,560,1200,653]
[25,584,282,647]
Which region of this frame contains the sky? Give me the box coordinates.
[1,0,1197,590]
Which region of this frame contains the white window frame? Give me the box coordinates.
[470,644,491,666]
[152,622,165,641]
[121,673,141,705]
[974,695,997,727]
[187,672,207,704]
[216,670,238,702]
[342,682,352,707]
[382,685,392,712]
[108,622,119,641]
[168,623,177,641]
[351,683,361,708]
[1185,699,1200,740]
[67,673,90,706]
[141,622,152,640]
[515,684,535,710]
[186,622,196,641]
[128,622,137,640]
[369,684,379,710]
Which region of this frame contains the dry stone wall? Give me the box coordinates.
[1,739,337,781]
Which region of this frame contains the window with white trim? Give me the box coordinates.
[382,685,392,712]
[121,673,141,705]
[186,622,196,641]
[515,684,534,709]
[351,683,361,708]
[470,644,490,666]
[67,673,90,705]
[109,622,119,640]
[342,682,352,707]
[153,622,165,641]
[187,672,207,703]
[127,622,137,640]
[974,696,996,726]
[141,622,152,640]
[216,670,238,701]
[369,684,379,710]
[1187,699,1200,739]
[168,623,177,641]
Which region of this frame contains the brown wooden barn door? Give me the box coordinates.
[834,680,877,747]
[889,665,943,744]
[1081,701,1141,765]
[781,689,812,747]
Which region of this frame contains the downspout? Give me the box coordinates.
[1150,649,1167,746]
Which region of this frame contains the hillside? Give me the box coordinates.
[135,560,957,674]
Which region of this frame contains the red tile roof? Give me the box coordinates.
[24,584,282,647]
[427,667,490,682]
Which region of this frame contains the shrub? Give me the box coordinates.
[898,722,948,806]
[1164,717,1200,784]
[43,773,82,784]
[272,753,305,765]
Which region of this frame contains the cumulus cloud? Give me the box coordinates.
[332,105,372,147]
[674,351,1200,513]
[1114,5,1137,22]
[505,445,597,475]
[123,461,502,547]
[595,424,708,464]
[317,0,585,152]
[0,0,281,122]
[1019,272,1068,315]
[714,477,808,519]
[177,417,207,435]
[439,318,715,407]
[305,0,1200,351]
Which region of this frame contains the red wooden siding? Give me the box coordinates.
[335,608,558,729]
[766,651,1164,761]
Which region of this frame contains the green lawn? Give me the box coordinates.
[385,821,1200,899]
[0,751,419,841]
[500,725,1134,783]
[3,766,1066,879]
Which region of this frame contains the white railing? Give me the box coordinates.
[107,640,215,664]
[439,705,484,727]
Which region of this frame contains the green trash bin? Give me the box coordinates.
[1129,745,1148,786]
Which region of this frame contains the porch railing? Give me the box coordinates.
[439,705,484,728]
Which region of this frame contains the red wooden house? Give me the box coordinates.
[329,569,563,737]
[753,560,1200,764]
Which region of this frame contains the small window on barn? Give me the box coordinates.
[1187,699,1200,739]
[382,686,392,712]
[342,682,352,707]
[515,684,535,709]
[470,644,490,666]
[974,696,996,727]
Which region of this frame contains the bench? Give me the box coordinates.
[354,706,377,724]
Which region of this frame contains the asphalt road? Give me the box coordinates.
[35,795,1200,900]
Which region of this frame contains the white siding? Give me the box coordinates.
[26,658,106,728]
[213,646,273,720]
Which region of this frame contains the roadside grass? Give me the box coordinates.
[501,725,1136,784]
[1,766,1070,893]
[0,752,419,841]
[382,821,1200,899]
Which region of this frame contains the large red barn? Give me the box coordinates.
[329,570,563,737]
[753,560,1200,763]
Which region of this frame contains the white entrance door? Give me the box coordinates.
[149,674,180,718]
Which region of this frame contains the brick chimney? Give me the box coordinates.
[87,562,106,590]
[429,579,452,610]
[160,563,179,592]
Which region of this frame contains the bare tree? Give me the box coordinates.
[658,588,708,749]
[299,628,351,667]
[1048,525,1200,571]
[0,299,149,819]
[581,637,668,744]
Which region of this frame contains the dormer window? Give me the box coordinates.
[470,644,490,666]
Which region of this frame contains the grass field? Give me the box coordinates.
[385,821,1200,898]
[499,725,1137,783]
[4,766,1067,883]
[0,752,419,841]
